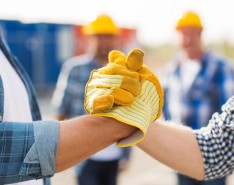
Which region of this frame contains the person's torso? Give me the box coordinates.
[0,36,45,185]
[163,52,232,129]
[0,53,43,185]
[0,35,41,122]
[64,57,101,118]
[0,49,32,122]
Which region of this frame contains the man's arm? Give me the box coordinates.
[56,115,136,172]
[138,120,204,180]
[139,96,234,181]
[0,115,135,184]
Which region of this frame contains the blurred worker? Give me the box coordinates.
[162,11,234,185]
[52,14,131,185]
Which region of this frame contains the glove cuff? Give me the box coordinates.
[94,80,161,147]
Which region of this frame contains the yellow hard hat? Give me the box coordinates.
[82,14,119,35]
[176,11,203,30]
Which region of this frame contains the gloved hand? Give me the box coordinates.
[85,50,143,113]
[84,48,164,147]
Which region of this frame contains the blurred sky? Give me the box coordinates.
[1,0,234,46]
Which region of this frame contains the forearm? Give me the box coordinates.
[138,120,204,180]
[56,115,136,172]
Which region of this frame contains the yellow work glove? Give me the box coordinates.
[85,49,142,113]
[84,49,164,147]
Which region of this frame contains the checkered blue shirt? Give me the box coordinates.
[194,96,234,179]
[163,52,234,129]
[52,54,100,118]
[0,31,58,184]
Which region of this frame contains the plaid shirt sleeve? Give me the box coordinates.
[194,96,234,180]
[0,120,59,184]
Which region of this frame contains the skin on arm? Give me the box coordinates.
[138,120,204,180]
[56,115,136,172]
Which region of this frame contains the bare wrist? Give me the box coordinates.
[92,115,137,140]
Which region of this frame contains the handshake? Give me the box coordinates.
[84,49,164,147]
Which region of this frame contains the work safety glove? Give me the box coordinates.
[84,48,164,147]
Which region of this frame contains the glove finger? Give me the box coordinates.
[88,71,141,97]
[120,76,141,96]
[126,48,144,71]
[138,65,153,82]
[85,88,114,114]
[92,95,114,114]
[98,63,140,81]
[87,71,123,89]
[112,87,134,106]
[108,50,127,68]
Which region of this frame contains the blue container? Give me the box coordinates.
[0,20,39,86]
[0,20,74,89]
[34,23,74,88]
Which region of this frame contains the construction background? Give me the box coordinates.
[2,19,234,185]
